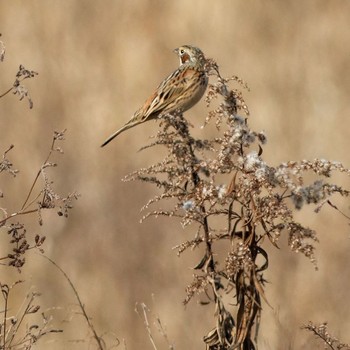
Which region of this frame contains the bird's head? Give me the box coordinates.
[174,45,206,67]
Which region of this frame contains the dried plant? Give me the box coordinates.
[135,302,174,350]
[302,322,350,350]
[0,34,38,108]
[0,130,79,271]
[0,281,62,350]
[125,58,350,349]
[0,35,82,350]
[0,64,38,109]
[0,130,80,348]
[42,255,117,350]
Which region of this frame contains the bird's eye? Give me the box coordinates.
[180,49,185,55]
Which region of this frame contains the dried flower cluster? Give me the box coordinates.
[0,39,38,108]
[0,130,79,271]
[0,64,38,109]
[125,59,350,349]
[0,281,62,349]
[302,322,350,350]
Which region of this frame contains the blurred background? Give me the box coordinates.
[1,1,349,349]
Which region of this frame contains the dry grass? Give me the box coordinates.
[0,1,350,349]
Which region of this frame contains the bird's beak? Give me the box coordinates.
[173,48,179,55]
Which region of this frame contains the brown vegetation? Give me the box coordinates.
[0,2,350,349]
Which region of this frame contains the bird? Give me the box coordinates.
[101,45,208,147]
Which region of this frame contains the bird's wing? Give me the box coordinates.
[140,66,198,120]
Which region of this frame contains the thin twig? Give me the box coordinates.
[135,303,158,350]
[41,255,106,350]
[21,136,56,211]
[0,86,13,99]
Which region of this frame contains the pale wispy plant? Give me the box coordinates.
[0,130,79,270]
[0,281,62,349]
[0,37,80,349]
[302,322,350,350]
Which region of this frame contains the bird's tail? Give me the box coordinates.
[100,122,135,147]
[100,110,151,147]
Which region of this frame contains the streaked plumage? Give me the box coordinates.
[101,45,208,147]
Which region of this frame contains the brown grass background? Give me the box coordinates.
[1,1,349,349]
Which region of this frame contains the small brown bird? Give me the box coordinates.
[101,45,208,147]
